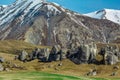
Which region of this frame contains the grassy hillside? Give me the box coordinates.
[0,40,50,54]
[0,40,119,54]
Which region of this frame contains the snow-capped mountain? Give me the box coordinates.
[0,0,65,26]
[0,0,119,46]
[84,9,120,25]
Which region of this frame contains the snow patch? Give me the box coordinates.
[46,4,61,15]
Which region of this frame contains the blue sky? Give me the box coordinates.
[0,0,120,13]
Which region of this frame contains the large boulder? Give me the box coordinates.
[29,48,41,60]
[0,57,5,63]
[18,48,50,62]
[61,48,67,59]
[49,45,67,61]
[67,42,98,64]
[79,44,90,63]
[18,50,28,62]
[54,50,62,61]
[48,45,61,61]
[38,48,50,62]
[41,48,50,62]
[105,51,119,65]
[113,45,120,58]
[99,45,120,65]
[0,64,4,71]
[88,43,98,63]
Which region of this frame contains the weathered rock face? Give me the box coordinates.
[0,57,5,63]
[67,43,98,64]
[17,45,66,62]
[0,0,119,47]
[0,64,4,71]
[38,48,50,62]
[29,48,41,60]
[16,43,120,65]
[106,53,119,65]
[35,45,65,62]
[99,45,120,65]
[18,50,28,62]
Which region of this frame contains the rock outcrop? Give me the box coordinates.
[67,43,97,64]
[99,45,120,65]
[0,64,4,71]
[18,50,28,62]
[0,57,5,63]
[16,43,120,65]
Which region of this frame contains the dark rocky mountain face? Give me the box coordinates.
[0,0,120,47]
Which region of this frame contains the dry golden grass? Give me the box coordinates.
[96,42,120,50]
[0,40,51,54]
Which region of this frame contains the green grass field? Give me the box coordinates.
[0,71,80,80]
[0,71,119,80]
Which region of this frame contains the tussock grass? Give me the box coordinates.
[0,40,50,54]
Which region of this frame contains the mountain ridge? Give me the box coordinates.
[0,0,119,47]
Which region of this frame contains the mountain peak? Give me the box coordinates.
[15,0,46,3]
[84,9,120,24]
[14,0,46,5]
[0,0,64,26]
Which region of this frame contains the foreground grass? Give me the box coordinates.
[0,71,80,80]
[0,71,119,80]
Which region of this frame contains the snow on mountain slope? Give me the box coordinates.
[0,0,45,26]
[84,9,120,25]
[0,0,64,27]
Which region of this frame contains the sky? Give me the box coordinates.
[0,0,120,13]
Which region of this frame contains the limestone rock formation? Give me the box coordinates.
[99,45,120,65]
[66,43,98,64]
[0,57,5,63]
[18,50,28,62]
[0,64,4,71]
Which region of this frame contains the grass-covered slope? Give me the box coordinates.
[0,40,50,54]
